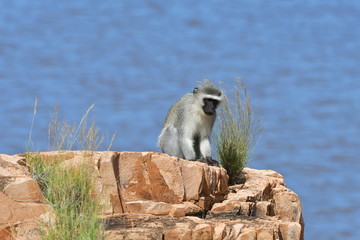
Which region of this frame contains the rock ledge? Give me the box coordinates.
[0,151,304,240]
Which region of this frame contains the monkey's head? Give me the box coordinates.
[193,84,223,116]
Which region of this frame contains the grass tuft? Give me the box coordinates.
[215,78,262,184]
[27,154,105,240]
[26,104,110,240]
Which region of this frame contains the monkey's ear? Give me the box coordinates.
[193,87,199,94]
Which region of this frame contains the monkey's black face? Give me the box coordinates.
[202,98,220,116]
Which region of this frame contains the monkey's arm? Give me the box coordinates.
[180,137,196,160]
[200,138,211,159]
[200,138,220,166]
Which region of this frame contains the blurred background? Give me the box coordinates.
[1,1,359,239]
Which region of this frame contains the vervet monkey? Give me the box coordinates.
[158,82,223,165]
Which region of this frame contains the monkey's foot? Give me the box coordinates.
[192,157,220,166]
[204,157,220,167]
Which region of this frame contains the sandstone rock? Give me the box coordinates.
[211,200,254,216]
[36,151,228,213]
[211,199,238,213]
[192,223,214,240]
[170,202,203,217]
[95,151,124,214]
[1,154,44,203]
[0,226,12,240]
[116,152,227,210]
[0,152,304,240]
[185,215,207,224]
[253,201,271,217]
[256,227,274,240]
[229,188,262,202]
[4,178,44,202]
[213,223,226,240]
[102,157,303,240]
[125,200,172,215]
[105,227,163,240]
[179,159,205,201]
[242,168,285,201]
[279,222,302,240]
[117,152,184,203]
[0,154,28,177]
[152,153,185,200]
[238,228,257,240]
[0,192,52,240]
[206,167,304,240]
[169,205,186,218]
[229,223,244,239]
[0,193,47,220]
[0,154,52,240]
[164,224,192,240]
[272,185,302,222]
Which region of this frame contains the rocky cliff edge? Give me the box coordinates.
[0,151,304,240]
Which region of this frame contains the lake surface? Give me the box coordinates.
[1,1,359,239]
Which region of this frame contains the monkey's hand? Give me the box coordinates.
[205,157,220,167]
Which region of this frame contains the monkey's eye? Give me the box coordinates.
[211,100,219,107]
[204,98,219,107]
[193,87,199,94]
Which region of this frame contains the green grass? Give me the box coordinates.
[27,154,105,240]
[26,103,111,240]
[215,79,262,184]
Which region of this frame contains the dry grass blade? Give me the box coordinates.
[70,104,94,149]
[28,97,38,149]
[47,104,109,152]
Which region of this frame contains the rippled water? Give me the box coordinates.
[1,1,360,239]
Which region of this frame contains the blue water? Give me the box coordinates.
[1,1,360,239]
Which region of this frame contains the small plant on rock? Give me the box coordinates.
[215,78,262,185]
[26,103,114,240]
